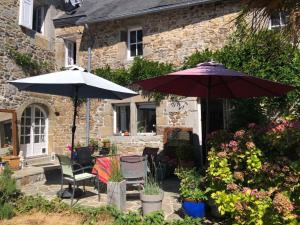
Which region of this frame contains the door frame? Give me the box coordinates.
[0,109,18,156]
[20,105,48,157]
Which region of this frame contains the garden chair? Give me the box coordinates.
[56,154,100,206]
[120,155,147,190]
[75,147,94,172]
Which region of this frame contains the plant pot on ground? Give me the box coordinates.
[1,155,20,170]
[175,168,207,218]
[107,156,126,211]
[140,177,164,216]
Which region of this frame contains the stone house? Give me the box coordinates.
[0,0,285,163]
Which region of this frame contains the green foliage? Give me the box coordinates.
[206,121,300,224]
[94,57,174,102]
[0,166,20,219]
[165,216,202,225]
[109,156,123,182]
[183,26,300,128]
[182,49,214,69]
[6,45,53,76]
[212,190,272,225]
[143,211,165,225]
[0,202,14,219]
[14,195,203,224]
[113,211,143,225]
[175,168,207,201]
[16,195,68,214]
[143,176,161,195]
[88,138,99,150]
[206,149,233,190]
[110,143,118,155]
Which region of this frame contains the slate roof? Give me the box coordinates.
[54,0,228,27]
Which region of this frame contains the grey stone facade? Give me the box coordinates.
[0,0,240,159]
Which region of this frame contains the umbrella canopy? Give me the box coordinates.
[135,62,294,98]
[135,61,294,165]
[9,70,137,99]
[9,69,137,152]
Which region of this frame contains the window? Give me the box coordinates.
[270,12,288,29]
[32,6,45,33]
[65,40,76,67]
[19,0,45,33]
[128,29,143,58]
[137,103,156,133]
[114,105,130,134]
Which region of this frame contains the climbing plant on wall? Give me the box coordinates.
[6,45,54,76]
[182,22,300,129]
[94,57,174,102]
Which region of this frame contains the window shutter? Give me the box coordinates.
[19,0,34,29]
[120,30,128,42]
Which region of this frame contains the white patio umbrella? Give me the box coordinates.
[9,70,137,152]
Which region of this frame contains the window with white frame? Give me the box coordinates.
[128,28,143,58]
[65,40,76,67]
[137,103,156,133]
[270,12,288,29]
[32,6,45,33]
[19,0,46,33]
[114,105,130,134]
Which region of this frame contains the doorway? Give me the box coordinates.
[20,105,48,157]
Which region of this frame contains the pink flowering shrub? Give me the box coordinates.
[206,119,300,224]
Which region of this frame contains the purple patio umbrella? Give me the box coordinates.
[135,61,294,164]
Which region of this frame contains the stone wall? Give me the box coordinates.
[54,1,241,154]
[56,1,241,69]
[0,0,242,157]
[0,0,94,156]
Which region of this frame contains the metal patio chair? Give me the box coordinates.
[120,155,147,190]
[75,147,94,172]
[56,154,100,206]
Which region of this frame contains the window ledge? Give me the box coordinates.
[137,133,156,136]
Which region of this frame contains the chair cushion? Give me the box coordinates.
[74,173,95,181]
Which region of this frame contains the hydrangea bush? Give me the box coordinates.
[206,118,300,224]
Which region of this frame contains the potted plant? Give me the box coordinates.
[102,138,110,148]
[88,138,98,153]
[107,156,126,211]
[1,147,20,170]
[175,168,207,218]
[140,176,164,215]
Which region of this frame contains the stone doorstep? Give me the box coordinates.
[13,166,46,187]
[13,162,60,187]
[25,154,56,166]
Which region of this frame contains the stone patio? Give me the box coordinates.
[19,168,182,220]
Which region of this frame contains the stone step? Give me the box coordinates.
[25,155,56,166]
[13,166,46,187]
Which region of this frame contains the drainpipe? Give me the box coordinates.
[85,23,92,146]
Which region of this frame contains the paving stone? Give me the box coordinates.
[20,175,181,220]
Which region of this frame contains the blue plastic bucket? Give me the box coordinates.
[182,200,205,218]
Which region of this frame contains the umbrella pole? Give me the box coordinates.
[204,77,212,166]
[71,86,79,154]
[205,98,209,166]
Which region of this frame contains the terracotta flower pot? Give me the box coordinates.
[1,156,20,170]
